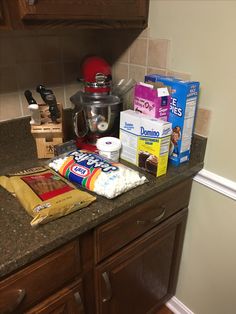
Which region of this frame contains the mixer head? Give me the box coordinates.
[81,56,112,94]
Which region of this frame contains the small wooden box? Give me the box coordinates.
[31,104,64,159]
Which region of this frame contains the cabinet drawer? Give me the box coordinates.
[95,178,192,263]
[26,279,84,314]
[17,0,147,21]
[95,208,188,314]
[0,1,11,29]
[0,240,80,312]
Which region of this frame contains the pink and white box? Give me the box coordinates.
[133,82,171,121]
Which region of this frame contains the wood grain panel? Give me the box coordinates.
[0,240,80,312]
[95,178,192,262]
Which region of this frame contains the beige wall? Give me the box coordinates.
[149,0,236,182]
[149,1,236,313]
[177,183,236,314]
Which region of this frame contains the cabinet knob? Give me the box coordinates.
[136,206,166,225]
[102,272,112,303]
[0,289,25,313]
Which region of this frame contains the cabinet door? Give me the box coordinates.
[0,2,4,24]
[0,0,11,29]
[0,240,81,312]
[13,0,148,28]
[95,178,192,263]
[26,279,85,314]
[95,208,188,314]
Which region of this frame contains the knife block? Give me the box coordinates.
[31,104,64,159]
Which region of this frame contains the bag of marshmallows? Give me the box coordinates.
[48,150,147,199]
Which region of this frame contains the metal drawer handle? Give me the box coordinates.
[27,0,37,5]
[74,291,85,313]
[102,271,112,303]
[136,206,166,225]
[0,288,25,313]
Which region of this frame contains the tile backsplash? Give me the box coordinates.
[0,28,191,122]
[194,108,211,137]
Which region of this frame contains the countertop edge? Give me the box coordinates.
[0,161,203,280]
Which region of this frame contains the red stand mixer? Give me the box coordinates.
[70,56,122,150]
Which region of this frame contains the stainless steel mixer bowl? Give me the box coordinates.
[70,91,122,143]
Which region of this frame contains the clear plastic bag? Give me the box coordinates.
[48,150,147,199]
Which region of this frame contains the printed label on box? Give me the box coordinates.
[145,75,200,166]
[133,83,170,121]
[119,110,172,177]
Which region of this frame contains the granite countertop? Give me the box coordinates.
[0,117,207,280]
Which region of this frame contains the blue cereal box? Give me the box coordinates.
[145,74,200,166]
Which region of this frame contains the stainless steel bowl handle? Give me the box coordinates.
[73,110,88,138]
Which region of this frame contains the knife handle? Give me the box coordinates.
[36,85,60,123]
[28,104,41,125]
[24,90,37,105]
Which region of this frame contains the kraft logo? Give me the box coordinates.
[140,126,159,138]
[71,165,89,177]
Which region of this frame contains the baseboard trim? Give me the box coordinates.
[194,169,236,200]
[166,296,194,314]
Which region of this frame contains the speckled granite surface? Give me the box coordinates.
[0,117,207,279]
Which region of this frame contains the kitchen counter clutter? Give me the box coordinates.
[0,116,206,313]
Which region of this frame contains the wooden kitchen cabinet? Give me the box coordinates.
[26,280,84,314]
[0,178,192,314]
[95,208,188,314]
[0,0,11,29]
[5,0,149,30]
[0,240,81,313]
[0,1,5,26]
[95,179,192,263]
[93,178,192,314]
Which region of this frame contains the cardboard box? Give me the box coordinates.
[133,82,171,121]
[145,75,200,166]
[119,110,172,177]
[120,110,140,165]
